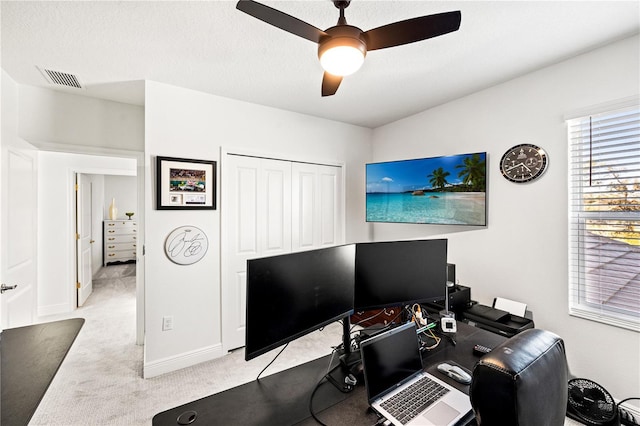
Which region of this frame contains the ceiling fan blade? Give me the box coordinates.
[236,0,327,43]
[363,11,461,51]
[322,72,343,97]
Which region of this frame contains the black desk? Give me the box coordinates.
[153,321,507,426]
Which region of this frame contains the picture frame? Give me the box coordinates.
[156,156,216,210]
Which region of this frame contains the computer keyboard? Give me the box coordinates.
[380,376,450,425]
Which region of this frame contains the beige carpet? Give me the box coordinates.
[29,264,585,426]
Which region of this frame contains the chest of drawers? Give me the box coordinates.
[103,220,137,265]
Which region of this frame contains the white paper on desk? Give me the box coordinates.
[493,297,527,317]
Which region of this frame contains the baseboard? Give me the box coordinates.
[143,343,224,378]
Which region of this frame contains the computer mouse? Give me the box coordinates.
[437,362,472,385]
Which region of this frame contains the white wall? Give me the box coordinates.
[143,81,372,376]
[104,175,137,220]
[37,152,137,316]
[18,86,144,151]
[371,35,640,402]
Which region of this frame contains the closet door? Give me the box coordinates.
[291,163,343,251]
[221,155,291,352]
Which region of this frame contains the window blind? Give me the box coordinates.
[567,104,640,331]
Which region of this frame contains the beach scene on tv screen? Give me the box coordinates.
[366,152,486,225]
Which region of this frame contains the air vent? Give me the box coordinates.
[37,67,83,89]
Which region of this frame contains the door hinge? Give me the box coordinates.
[76,281,81,289]
[76,233,80,240]
[75,183,79,191]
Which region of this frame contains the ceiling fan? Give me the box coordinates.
[236,0,461,96]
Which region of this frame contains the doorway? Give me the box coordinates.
[34,150,143,346]
[75,173,138,309]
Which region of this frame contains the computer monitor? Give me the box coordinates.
[354,239,448,311]
[245,244,356,361]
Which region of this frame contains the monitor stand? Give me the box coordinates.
[325,316,361,393]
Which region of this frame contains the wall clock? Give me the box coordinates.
[164,226,209,265]
[500,143,548,183]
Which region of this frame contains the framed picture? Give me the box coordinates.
[156,156,216,210]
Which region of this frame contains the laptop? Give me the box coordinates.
[360,322,472,426]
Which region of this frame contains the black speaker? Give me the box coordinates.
[448,285,471,313]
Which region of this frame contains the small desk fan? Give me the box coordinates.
[567,378,620,426]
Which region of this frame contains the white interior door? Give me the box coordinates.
[1,145,37,329]
[221,154,292,352]
[76,173,93,306]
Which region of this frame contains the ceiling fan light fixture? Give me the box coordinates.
[320,45,364,76]
[318,35,366,76]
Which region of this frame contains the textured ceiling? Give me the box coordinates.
[2,1,639,128]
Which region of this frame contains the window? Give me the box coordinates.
[568,103,640,331]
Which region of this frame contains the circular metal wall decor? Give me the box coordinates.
[164,226,209,265]
[500,143,548,183]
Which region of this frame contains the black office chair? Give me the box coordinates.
[469,328,568,425]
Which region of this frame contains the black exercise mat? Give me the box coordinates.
[1,318,84,426]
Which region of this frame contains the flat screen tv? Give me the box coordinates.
[245,244,356,361]
[366,152,487,226]
[354,239,448,311]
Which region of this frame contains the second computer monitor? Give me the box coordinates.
[354,239,448,311]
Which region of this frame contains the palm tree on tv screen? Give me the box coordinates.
[428,167,450,191]
[456,153,486,191]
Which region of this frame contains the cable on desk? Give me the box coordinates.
[419,326,441,350]
[350,308,401,336]
[309,346,344,426]
[256,342,289,382]
[348,309,403,352]
[324,346,339,377]
[386,307,405,325]
[352,308,387,326]
[445,333,457,346]
[410,304,429,327]
[309,373,329,426]
[403,304,442,351]
[372,416,392,426]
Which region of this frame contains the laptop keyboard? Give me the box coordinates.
[380,375,450,425]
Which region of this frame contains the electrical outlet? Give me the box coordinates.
[162,316,173,331]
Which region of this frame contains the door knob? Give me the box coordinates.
[1,284,18,294]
